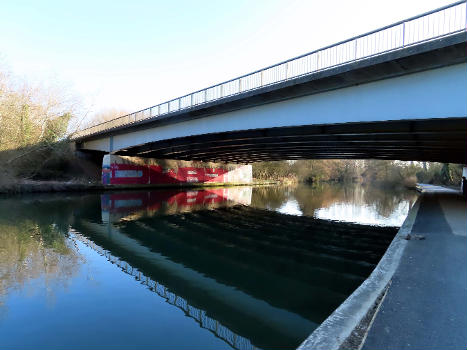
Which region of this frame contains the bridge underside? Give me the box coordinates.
[110,118,466,164]
[77,35,467,164]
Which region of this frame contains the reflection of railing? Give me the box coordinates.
[71,231,259,350]
[73,1,466,139]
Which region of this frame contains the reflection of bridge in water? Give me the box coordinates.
[101,186,252,222]
[72,231,260,350]
[71,188,398,349]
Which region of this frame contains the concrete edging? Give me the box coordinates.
[297,196,422,350]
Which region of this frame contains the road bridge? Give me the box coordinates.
[74,2,467,164]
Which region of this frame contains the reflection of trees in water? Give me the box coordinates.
[289,183,418,219]
[360,184,418,218]
[250,186,293,210]
[292,183,344,216]
[0,199,82,316]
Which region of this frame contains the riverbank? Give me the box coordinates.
[0,179,279,195]
[362,187,466,349]
[298,184,466,350]
[0,177,419,195]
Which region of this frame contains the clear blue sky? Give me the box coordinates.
[1,0,455,119]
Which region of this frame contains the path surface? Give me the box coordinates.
[362,189,467,349]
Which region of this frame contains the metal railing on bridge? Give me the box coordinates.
[74,1,467,139]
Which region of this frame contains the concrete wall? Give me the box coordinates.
[83,63,467,153]
[102,154,252,186]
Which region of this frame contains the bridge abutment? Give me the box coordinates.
[462,166,467,196]
[101,154,252,187]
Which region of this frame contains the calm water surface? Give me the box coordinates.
[0,183,417,349]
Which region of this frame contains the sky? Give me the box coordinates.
[0,0,458,121]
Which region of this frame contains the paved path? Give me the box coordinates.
[416,183,458,193]
[363,190,467,349]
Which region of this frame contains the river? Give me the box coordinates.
[0,183,417,349]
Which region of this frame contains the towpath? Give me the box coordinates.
[362,186,466,349]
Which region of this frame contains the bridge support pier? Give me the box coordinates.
[101,154,252,187]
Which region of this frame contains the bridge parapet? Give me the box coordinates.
[74,1,466,140]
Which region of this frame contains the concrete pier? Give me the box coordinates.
[101,154,252,186]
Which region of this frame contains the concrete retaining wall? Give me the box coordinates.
[102,154,252,186]
[297,196,422,350]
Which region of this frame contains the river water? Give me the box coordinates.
[0,183,417,349]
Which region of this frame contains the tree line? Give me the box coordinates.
[0,67,78,182]
[252,160,463,187]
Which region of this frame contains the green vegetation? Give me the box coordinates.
[0,197,81,313]
[253,160,464,188]
[0,67,88,185]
